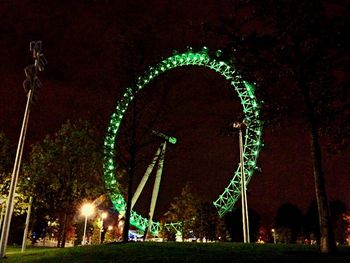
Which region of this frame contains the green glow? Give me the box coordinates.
[168,137,177,145]
[103,47,263,235]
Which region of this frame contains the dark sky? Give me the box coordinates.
[0,0,348,225]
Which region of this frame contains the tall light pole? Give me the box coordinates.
[0,41,47,258]
[81,203,95,245]
[233,120,250,243]
[100,212,108,244]
[271,228,276,244]
[21,196,33,252]
[0,200,5,233]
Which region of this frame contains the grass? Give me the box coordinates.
[1,242,350,263]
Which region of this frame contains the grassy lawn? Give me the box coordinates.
[1,242,349,263]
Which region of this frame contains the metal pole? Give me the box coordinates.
[238,128,247,243]
[237,123,250,243]
[99,212,108,244]
[244,163,250,239]
[99,215,105,244]
[0,89,33,257]
[0,203,5,233]
[244,178,250,243]
[82,216,88,245]
[0,41,46,258]
[21,196,33,252]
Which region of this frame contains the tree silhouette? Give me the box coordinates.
[224,207,261,242]
[275,203,304,243]
[164,183,198,240]
[206,0,348,252]
[22,119,105,247]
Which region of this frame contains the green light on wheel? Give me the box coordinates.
[169,137,177,145]
[103,47,263,234]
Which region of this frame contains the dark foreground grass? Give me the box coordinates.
[1,242,350,263]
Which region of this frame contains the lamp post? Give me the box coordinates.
[0,200,5,233]
[271,228,276,244]
[233,120,250,243]
[21,196,33,252]
[100,212,108,244]
[0,41,47,258]
[81,203,95,245]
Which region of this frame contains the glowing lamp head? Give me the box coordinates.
[81,203,95,217]
[101,212,108,219]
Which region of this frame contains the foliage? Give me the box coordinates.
[6,214,26,245]
[0,131,14,175]
[0,173,29,215]
[208,0,348,139]
[163,184,230,241]
[104,224,121,243]
[22,119,105,247]
[192,201,229,242]
[0,131,28,215]
[224,207,261,242]
[330,200,348,244]
[305,200,349,244]
[207,0,348,252]
[275,203,304,243]
[344,214,350,245]
[90,218,102,244]
[163,183,199,240]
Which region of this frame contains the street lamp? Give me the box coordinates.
[21,196,33,253]
[81,203,95,245]
[233,120,250,243]
[0,199,5,233]
[271,228,276,244]
[100,212,108,244]
[0,41,47,258]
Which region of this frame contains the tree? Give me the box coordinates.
[193,201,229,242]
[344,214,350,245]
[306,200,349,244]
[0,131,28,244]
[224,207,261,243]
[163,183,198,240]
[275,203,304,243]
[305,200,321,243]
[90,218,101,244]
[1,132,28,213]
[206,0,347,252]
[22,119,105,247]
[0,131,14,176]
[0,174,28,216]
[330,200,347,244]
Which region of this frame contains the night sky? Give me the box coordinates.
[0,0,349,225]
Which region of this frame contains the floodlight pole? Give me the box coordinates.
[0,41,46,258]
[0,201,5,233]
[21,196,33,252]
[82,215,88,245]
[233,120,250,243]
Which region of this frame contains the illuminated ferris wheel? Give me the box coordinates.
[103,47,263,236]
